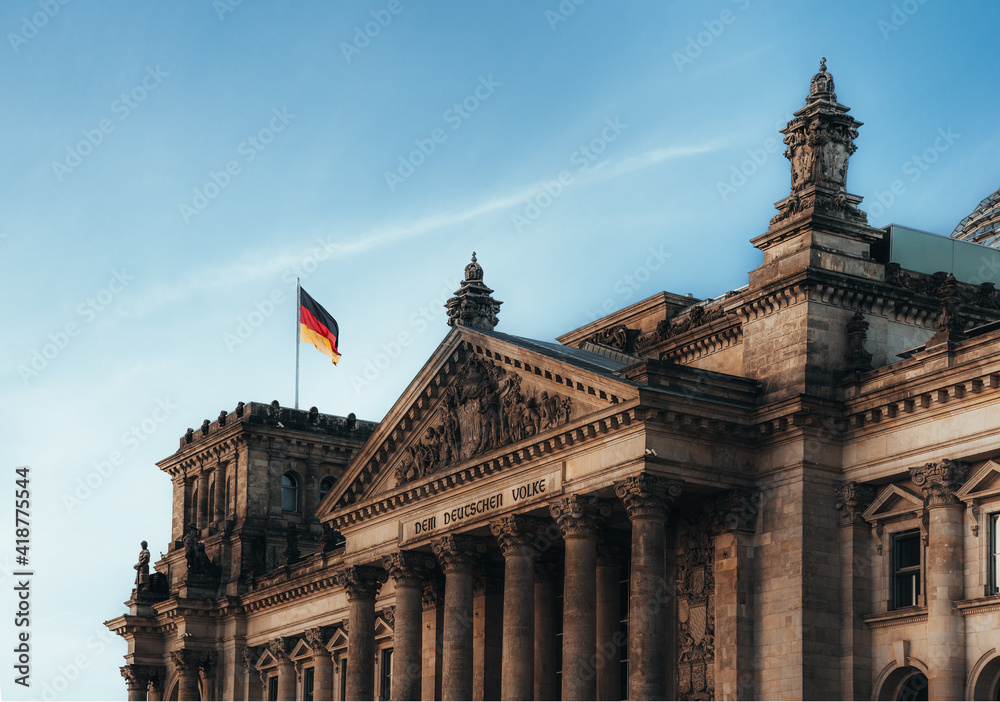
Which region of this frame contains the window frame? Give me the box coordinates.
[281,472,299,513]
[891,529,923,610]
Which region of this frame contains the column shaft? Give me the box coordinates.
[563,535,598,700]
[196,473,209,530]
[442,568,475,700]
[392,583,423,701]
[346,596,377,701]
[213,463,226,525]
[501,552,534,700]
[927,504,965,701]
[177,671,200,701]
[596,560,621,701]
[628,516,667,700]
[312,655,333,702]
[534,573,560,701]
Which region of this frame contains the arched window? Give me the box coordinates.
[320,476,336,499]
[281,473,298,512]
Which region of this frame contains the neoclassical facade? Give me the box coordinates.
[109,62,1000,701]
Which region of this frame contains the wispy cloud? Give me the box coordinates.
[119,140,727,319]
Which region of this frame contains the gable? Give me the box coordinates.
[957,460,1000,501]
[862,484,923,522]
[319,326,640,517]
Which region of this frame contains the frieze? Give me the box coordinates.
[635,305,730,353]
[585,324,639,353]
[394,357,573,486]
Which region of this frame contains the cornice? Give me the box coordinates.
[862,606,927,629]
[956,595,1000,616]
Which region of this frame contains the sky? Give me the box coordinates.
[1,1,999,699]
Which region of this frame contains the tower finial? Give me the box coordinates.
[446,253,502,330]
[819,56,826,72]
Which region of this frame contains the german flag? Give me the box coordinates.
[299,287,341,364]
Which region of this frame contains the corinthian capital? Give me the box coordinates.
[835,482,875,525]
[382,551,436,587]
[334,565,387,600]
[909,460,969,507]
[490,514,546,558]
[549,494,611,538]
[614,474,682,521]
[431,535,487,573]
[705,489,761,533]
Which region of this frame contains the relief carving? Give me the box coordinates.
[395,357,573,485]
[635,305,730,353]
[677,518,715,701]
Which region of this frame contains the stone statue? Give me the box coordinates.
[134,540,150,589]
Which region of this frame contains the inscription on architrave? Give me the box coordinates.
[394,357,573,485]
[677,518,715,701]
[399,471,561,544]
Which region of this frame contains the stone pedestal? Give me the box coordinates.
[384,552,435,701]
[550,495,609,701]
[335,566,387,701]
[615,475,681,700]
[432,535,486,702]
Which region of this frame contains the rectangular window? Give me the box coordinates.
[380,649,393,700]
[990,513,1000,595]
[304,667,315,701]
[339,658,347,701]
[267,676,278,702]
[892,530,921,609]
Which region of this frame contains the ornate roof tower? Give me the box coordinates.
[445,252,503,331]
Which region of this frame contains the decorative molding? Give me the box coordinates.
[676,517,715,700]
[382,551,436,587]
[614,474,682,521]
[490,514,547,558]
[333,566,386,601]
[835,482,876,526]
[910,460,970,507]
[549,495,610,539]
[431,535,487,573]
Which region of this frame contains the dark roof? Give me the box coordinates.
[470,328,637,381]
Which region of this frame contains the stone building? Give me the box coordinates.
[108,61,1000,700]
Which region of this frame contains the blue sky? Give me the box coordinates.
[2,1,999,699]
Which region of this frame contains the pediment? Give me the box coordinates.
[319,327,639,517]
[327,627,348,651]
[374,616,393,638]
[289,639,313,661]
[255,650,279,671]
[862,484,923,523]
[956,460,1000,501]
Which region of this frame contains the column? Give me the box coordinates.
[550,494,609,700]
[169,651,214,701]
[304,628,334,702]
[268,639,296,701]
[911,460,969,701]
[335,566,387,701]
[614,474,681,701]
[196,472,209,530]
[121,665,149,702]
[213,461,227,526]
[383,552,436,701]
[596,541,623,701]
[421,579,445,701]
[708,490,760,701]
[835,482,875,702]
[432,534,486,701]
[473,571,504,700]
[533,560,561,701]
[491,515,543,700]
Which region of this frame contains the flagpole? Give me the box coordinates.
[295,277,301,410]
